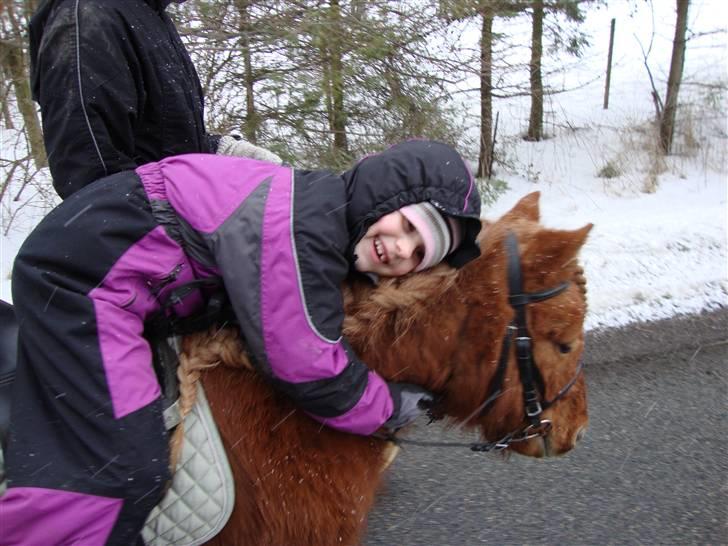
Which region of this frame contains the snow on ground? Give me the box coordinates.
[1,1,726,332]
[454,0,728,331]
[477,0,728,330]
[487,139,727,331]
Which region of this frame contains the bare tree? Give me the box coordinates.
[437,0,525,178]
[174,0,462,169]
[234,0,261,143]
[478,5,495,177]
[525,0,593,141]
[659,0,689,154]
[1,0,45,169]
[525,0,544,141]
[323,0,349,156]
[1,0,55,233]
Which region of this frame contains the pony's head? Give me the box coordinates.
[343,192,591,457]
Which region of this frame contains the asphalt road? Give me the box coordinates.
[363,309,728,546]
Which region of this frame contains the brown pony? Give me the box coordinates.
[182,192,591,546]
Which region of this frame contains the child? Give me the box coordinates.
[0,139,481,545]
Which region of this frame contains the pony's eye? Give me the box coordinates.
[557,343,572,354]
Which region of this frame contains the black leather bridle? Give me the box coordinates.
[471,231,584,447]
[381,231,585,453]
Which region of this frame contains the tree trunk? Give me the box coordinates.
[477,7,494,178]
[659,0,689,155]
[235,0,258,143]
[0,2,46,169]
[328,0,349,156]
[1,76,14,129]
[526,0,544,141]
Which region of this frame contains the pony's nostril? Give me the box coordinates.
[575,426,587,443]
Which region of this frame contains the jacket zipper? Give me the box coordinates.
[148,264,183,299]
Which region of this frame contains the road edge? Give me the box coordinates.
[583,307,728,366]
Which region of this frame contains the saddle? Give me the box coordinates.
[0,299,234,545]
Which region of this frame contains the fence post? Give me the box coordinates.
[604,18,616,109]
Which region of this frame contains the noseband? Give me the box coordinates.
[380,230,584,453]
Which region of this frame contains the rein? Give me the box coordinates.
[380,231,584,453]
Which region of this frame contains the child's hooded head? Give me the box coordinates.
[342,140,482,277]
[352,202,464,277]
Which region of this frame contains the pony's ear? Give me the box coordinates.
[507,192,540,222]
[524,223,593,273]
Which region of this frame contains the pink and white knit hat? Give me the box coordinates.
[400,202,463,272]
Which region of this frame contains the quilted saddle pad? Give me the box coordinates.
[142,382,235,545]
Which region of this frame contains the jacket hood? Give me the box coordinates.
[342,139,482,269]
[28,0,177,100]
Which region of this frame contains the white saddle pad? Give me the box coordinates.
[142,382,235,545]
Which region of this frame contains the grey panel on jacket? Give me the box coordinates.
[149,199,215,270]
[178,215,216,269]
[209,179,271,374]
[149,200,182,241]
[291,170,351,341]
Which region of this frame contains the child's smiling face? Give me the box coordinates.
[353,210,425,277]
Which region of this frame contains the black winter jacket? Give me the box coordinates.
[29,0,218,199]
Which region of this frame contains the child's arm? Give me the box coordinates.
[204,165,427,434]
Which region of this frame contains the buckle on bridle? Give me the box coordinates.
[526,401,543,418]
[521,419,552,440]
[515,335,532,352]
[524,389,543,418]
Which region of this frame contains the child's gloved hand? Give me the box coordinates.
[384,383,434,431]
[217,135,282,164]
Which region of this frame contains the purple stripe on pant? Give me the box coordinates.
[0,487,122,546]
[1,170,180,545]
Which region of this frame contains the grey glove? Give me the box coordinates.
[217,134,282,164]
[384,383,434,431]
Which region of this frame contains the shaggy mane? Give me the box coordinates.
[342,264,459,353]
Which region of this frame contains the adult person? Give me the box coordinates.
[28,0,279,199]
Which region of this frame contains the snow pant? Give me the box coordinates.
[0,170,203,546]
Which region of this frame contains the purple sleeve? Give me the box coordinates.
[258,165,394,434]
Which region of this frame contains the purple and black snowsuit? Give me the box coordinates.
[0,140,481,545]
